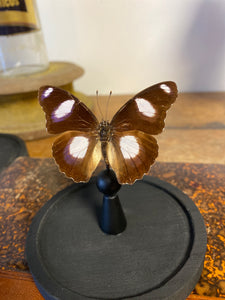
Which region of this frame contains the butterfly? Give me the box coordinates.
[39,81,177,184]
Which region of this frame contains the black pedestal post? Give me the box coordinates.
[96,169,126,235]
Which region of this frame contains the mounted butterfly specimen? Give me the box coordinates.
[39,82,177,184]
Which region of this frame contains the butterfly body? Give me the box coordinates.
[97,120,111,167]
[99,121,111,142]
[39,81,177,184]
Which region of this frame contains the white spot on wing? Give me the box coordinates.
[160,84,171,94]
[120,136,139,159]
[69,136,89,159]
[44,87,53,97]
[135,98,156,117]
[53,99,75,121]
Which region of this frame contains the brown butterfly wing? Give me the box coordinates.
[110,81,177,134]
[107,130,158,184]
[39,86,98,134]
[52,131,102,182]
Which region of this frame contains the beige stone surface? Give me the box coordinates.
[92,92,225,129]
[26,92,225,166]
[157,129,225,164]
[166,92,225,129]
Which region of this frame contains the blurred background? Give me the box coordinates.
[37,0,225,94]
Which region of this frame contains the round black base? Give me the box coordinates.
[26,176,206,300]
[0,133,28,172]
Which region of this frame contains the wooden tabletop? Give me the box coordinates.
[24,91,225,300]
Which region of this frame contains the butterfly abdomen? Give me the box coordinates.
[101,141,109,168]
[98,121,112,168]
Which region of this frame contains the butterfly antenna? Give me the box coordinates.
[105,90,112,121]
[96,90,104,121]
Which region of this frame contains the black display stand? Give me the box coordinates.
[26,174,206,300]
[0,133,28,172]
[96,169,127,235]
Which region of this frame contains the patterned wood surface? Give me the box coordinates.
[0,157,225,298]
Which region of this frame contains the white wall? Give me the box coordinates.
[37,0,225,95]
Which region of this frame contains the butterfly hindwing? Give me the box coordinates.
[52,131,102,182]
[39,86,98,134]
[110,81,177,135]
[107,130,158,184]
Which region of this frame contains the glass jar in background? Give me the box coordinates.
[0,0,49,76]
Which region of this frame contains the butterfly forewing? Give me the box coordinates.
[52,131,102,182]
[110,81,177,135]
[107,130,158,184]
[39,86,99,134]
